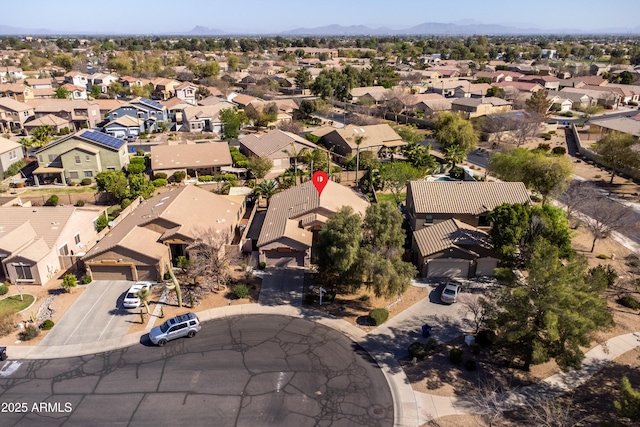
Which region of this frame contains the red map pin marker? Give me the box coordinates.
[312,171,328,196]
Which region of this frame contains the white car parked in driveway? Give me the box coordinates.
[441,283,461,304]
[123,282,152,308]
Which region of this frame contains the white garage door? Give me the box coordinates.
[476,259,498,277]
[427,259,470,278]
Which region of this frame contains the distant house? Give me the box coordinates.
[0,67,25,83]
[82,185,245,281]
[174,82,198,105]
[107,97,169,133]
[151,78,181,101]
[0,97,34,133]
[61,83,88,100]
[23,114,71,135]
[450,97,512,118]
[63,71,89,89]
[0,205,107,285]
[257,180,369,267]
[519,75,561,91]
[0,136,24,177]
[87,73,119,94]
[239,129,318,173]
[150,142,233,178]
[24,78,53,90]
[589,117,640,139]
[34,129,129,185]
[102,115,144,139]
[181,101,236,133]
[0,83,34,102]
[350,86,390,104]
[30,99,101,131]
[321,123,405,162]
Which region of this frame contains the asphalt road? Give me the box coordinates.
[0,314,393,427]
[39,280,138,346]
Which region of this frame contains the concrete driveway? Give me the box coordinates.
[258,268,304,306]
[40,280,139,346]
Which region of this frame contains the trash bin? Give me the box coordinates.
[421,324,432,338]
[0,347,6,361]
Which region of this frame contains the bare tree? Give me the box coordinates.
[523,396,592,427]
[511,115,540,148]
[469,378,514,427]
[457,295,492,334]
[277,120,303,134]
[186,228,231,293]
[562,181,598,220]
[582,196,630,252]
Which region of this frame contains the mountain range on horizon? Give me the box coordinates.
[1,21,640,37]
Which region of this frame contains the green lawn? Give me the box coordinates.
[21,187,96,196]
[0,294,35,315]
[376,192,406,204]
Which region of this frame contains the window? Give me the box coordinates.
[13,263,33,281]
[84,170,93,178]
[38,155,43,163]
[478,215,490,227]
[58,244,69,256]
[85,155,90,162]
[48,154,55,162]
[74,233,81,245]
[9,150,16,160]
[138,112,144,119]
[68,171,79,180]
[74,155,81,164]
[424,214,434,225]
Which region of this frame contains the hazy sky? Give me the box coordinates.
[3,0,639,34]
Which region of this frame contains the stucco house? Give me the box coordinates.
[239,129,318,173]
[450,97,512,118]
[0,136,24,177]
[34,130,129,185]
[150,142,233,178]
[107,97,169,133]
[82,185,245,281]
[0,97,34,133]
[321,124,405,162]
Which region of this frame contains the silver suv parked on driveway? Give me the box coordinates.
[149,312,201,346]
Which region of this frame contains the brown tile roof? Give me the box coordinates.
[0,136,21,153]
[23,114,70,128]
[239,129,316,158]
[408,181,530,215]
[257,180,369,249]
[151,142,232,171]
[413,218,492,257]
[328,124,404,150]
[231,93,258,106]
[84,185,243,260]
[0,97,32,112]
[182,102,236,122]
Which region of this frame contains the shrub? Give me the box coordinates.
[21,324,40,341]
[258,261,266,270]
[541,133,552,141]
[0,312,17,337]
[198,175,213,182]
[594,174,602,179]
[477,329,495,347]
[61,274,78,293]
[530,194,542,203]
[127,162,145,174]
[95,215,108,232]
[464,360,477,371]
[152,178,168,187]
[552,147,566,156]
[75,199,85,207]
[233,284,249,299]
[618,295,640,310]
[597,254,608,260]
[130,157,145,165]
[121,198,132,209]
[549,130,556,135]
[5,159,26,177]
[449,166,465,180]
[359,294,370,302]
[173,171,186,182]
[136,149,145,156]
[408,342,427,360]
[304,293,315,305]
[45,194,59,206]
[0,284,8,295]
[154,172,167,180]
[39,320,55,330]
[80,178,92,186]
[369,308,389,326]
[449,347,464,364]
[81,275,92,284]
[537,143,551,151]
[425,338,439,353]
[471,342,481,355]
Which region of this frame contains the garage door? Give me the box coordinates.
[135,266,158,281]
[427,259,470,278]
[90,265,134,281]
[476,259,498,277]
[264,251,305,268]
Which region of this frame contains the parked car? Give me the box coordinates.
[149,312,201,346]
[123,282,152,308]
[441,283,460,304]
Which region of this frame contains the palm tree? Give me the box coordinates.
[282,142,299,185]
[135,287,151,314]
[254,179,279,207]
[349,134,367,185]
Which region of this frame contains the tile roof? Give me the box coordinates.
[151,142,232,170]
[0,136,22,153]
[239,129,316,158]
[0,97,33,112]
[182,101,236,121]
[413,218,492,257]
[257,180,369,249]
[590,117,640,137]
[23,114,69,128]
[408,181,530,215]
[327,124,404,149]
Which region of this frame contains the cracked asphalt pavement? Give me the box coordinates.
[0,314,393,427]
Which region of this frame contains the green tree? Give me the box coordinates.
[31,125,55,147]
[253,179,279,206]
[61,274,78,293]
[619,71,635,85]
[229,146,249,168]
[489,239,613,371]
[316,206,364,290]
[615,376,640,422]
[593,132,640,184]
[402,141,436,170]
[95,170,129,201]
[379,162,424,203]
[54,86,70,99]
[300,148,327,174]
[226,55,239,71]
[108,81,124,97]
[294,67,312,90]
[299,99,317,119]
[432,112,478,166]
[488,148,572,204]
[247,156,273,179]
[89,85,102,99]
[135,286,151,314]
[525,89,552,118]
[128,173,155,199]
[220,108,244,141]
[95,215,108,232]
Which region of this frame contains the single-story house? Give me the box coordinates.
[321,123,405,162]
[150,141,233,178]
[450,97,512,119]
[83,185,245,281]
[239,129,318,173]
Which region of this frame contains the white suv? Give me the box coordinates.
[123,282,152,309]
[149,312,201,346]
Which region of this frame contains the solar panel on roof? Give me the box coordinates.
[138,97,164,110]
[80,130,125,150]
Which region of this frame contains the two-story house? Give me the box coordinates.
[174,82,198,105]
[33,129,129,185]
[0,136,24,177]
[63,71,89,89]
[0,83,34,102]
[107,97,169,133]
[31,99,101,131]
[87,73,119,94]
[151,78,181,101]
[0,97,35,133]
[0,66,25,83]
